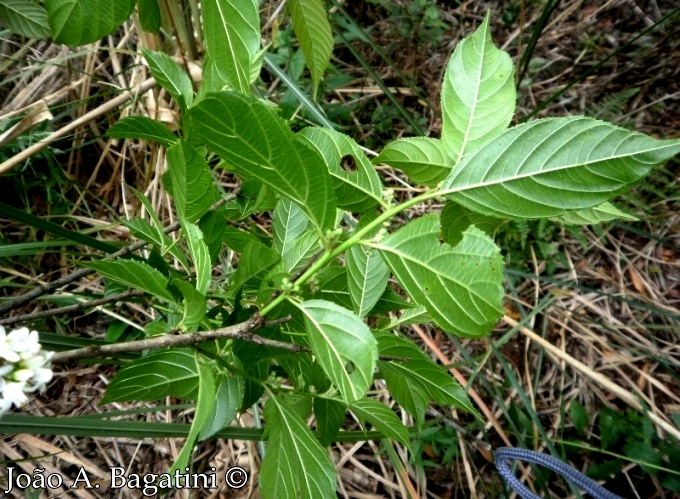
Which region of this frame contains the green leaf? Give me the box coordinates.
[261,394,336,498]
[623,441,662,474]
[281,231,321,275]
[142,48,193,110]
[288,0,332,97]
[312,267,354,310]
[273,199,309,257]
[367,288,412,316]
[172,279,206,327]
[137,0,160,34]
[380,360,475,413]
[314,397,345,447]
[107,116,177,147]
[45,0,136,46]
[83,259,174,301]
[0,202,119,254]
[228,241,280,295]
[374,137,452,187]
[380,366,429,426]
[298,300,377,404]
[189,91,336,231]
[441,11,516,164]
[375,331,431,363]
[0,0,52,38]
[374,214,504,338]
[202,0,260,94]
[346,246,389,318]
[166,141,220,223]
[554,202,638,225]
[169,354,216,477]
[273,199,320,273]
[298,127,383,213]
[199,372,244,440]
[387,305,431,329]
[350,398,410,447]
[184,223,211,295]
[570,401,589,435]
[285,352,333,394]
[102,349,198,403]
[198,210,226,263]
[599,409,625,448]
[222,226,261,253]
[441,201,501,246]
[441,116,680,219]
[196,54,229,102]
[124,188,191,271]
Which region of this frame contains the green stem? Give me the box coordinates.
[259,189,442,316]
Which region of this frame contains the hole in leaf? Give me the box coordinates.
[341,154,357,172]
[345,360,357,374]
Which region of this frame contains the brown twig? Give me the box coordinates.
[0,289,146,326]
[50,314,284,364]
[49,311,412,364]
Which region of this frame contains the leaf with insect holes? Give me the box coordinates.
[374,214,504,338]
[261,395,336,498]
[45,0,136,46]
[142,49,193,110]
[102,349,198,403]
[107,116,177,147]
[374,137,452,187]
[441,116,680,219]
[202,0,260,93]
[0,0,52,38]
[299,127,383,213]
[441,11,516,164]
[189,91,336,232]
[298,300,377,404]
[288,0,332,97]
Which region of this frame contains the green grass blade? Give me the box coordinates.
[0,202,119,253]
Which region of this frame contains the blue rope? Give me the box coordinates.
[494,447,623,499]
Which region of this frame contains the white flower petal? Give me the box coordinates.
[3,381,28,408]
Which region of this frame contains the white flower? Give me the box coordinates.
[2,381,28,408]
[0,325,54,416]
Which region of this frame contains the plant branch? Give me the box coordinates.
[0,290,146,326]
[50,314,291,364]
[259,190,440,316]
[0,196,233,316]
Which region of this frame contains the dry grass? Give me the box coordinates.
[1,1,679,498]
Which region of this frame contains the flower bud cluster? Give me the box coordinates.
[0,326,53,416]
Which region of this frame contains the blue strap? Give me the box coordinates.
[494,447,623,499]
